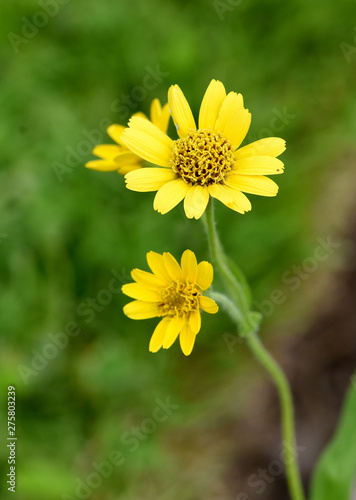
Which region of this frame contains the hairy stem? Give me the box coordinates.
[203,202,306,500]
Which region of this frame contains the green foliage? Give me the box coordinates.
[310,376,356,500]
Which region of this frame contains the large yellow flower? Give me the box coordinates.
[85,98,170,175]
[122,250,218,355]
[121,79,286,219]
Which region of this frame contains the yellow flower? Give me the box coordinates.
[122,250,218,355]
[121,79,286,219]
[85,98,170,175]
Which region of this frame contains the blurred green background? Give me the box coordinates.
[1,0,356,499]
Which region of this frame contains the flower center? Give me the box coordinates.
[170,129,235,186]
[158,281,200,317]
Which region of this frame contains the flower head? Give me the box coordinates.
[122,80,286,219]
[122,250,218,355]
[85,98,170,175]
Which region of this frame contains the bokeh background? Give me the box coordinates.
[1,0,356,498]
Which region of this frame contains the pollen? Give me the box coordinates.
[170,129,235,186]
[158,281,200,317]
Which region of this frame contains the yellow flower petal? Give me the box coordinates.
[128,116,172,149]
[232,156,284,175]
[153,179,190,214]
[225,174,279,197]
[198,79,226,130]
[93,144,122,160]
[235,138,286,159]
[149,318,170,353]
[225,188,252,213]
[179,323,196,356]
[163,315,185,349]
[199,296,219,314]
[117,164,142,175]
[196,261,213,291]
[208,183,234,205]
[220,108,251,149]
[215,91,244,132]
[181,249,198,284]
[146,251,171,281]
[113,151,141,166]
[188,308,201,335]
[107,124,126,146]
[225,202,244,214]
[208,184,251,213]
[123,300,158,319]
[121,130,170,167]
[132,111,147,120]
[163,252,183,281]
[150,98,162,123]
[85,160,119,172]
[125,168,176,192]
[121,117,172,168]
[183,185,210,220]
[131,269,168,290]
[159,103,171,133]
[121,283,160,302]
[150,99,171,133]
[168,84,196,138]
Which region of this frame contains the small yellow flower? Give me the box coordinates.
[121,79,286,219]
[85,98,170,175]
[122,250,218,355]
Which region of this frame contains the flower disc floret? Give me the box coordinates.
[170,130,234,186]
[158,281,199,317]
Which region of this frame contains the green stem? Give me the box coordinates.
[201,201,249,319]
[203,203,306,500]
[210,291,244,325]
[246,330,306,500]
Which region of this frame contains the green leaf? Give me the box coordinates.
[310,374,356,500]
